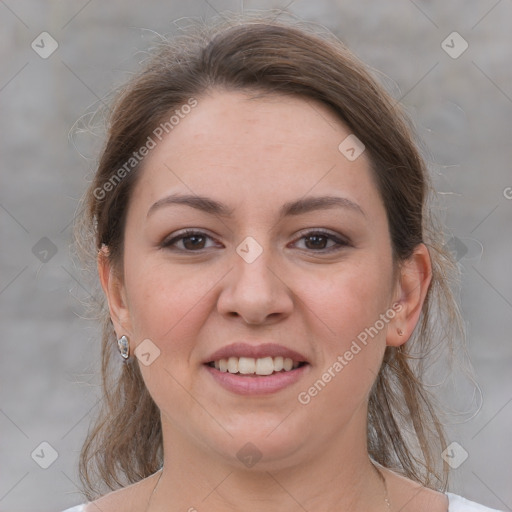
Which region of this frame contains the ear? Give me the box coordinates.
[387,243,432,347]
[97,246,133,340]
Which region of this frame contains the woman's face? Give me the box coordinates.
[108,90,406,469]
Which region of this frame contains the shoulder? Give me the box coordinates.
[446,492,505,512]
[77,471,161,512]
[375,464,449,511]
[379,465,504,512]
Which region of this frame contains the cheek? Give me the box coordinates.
[298,252,393,404]
[125,258,213,351]
[123,258,219,411]
[304,252,394,347]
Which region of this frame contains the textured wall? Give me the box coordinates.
[1,1,511,511]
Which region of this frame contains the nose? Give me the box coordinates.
[216,242,294,325]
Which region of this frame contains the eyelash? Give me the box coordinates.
[161,229,350,253]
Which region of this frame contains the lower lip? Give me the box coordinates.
[203,364,310,395]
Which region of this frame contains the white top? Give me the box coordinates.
[60,493,504,511]
[445,492,504,511]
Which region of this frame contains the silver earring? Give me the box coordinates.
[117,335,130,360]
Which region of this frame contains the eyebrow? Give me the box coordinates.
[147,193,365,220]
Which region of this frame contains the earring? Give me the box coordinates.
[117,335,130,360]
[397,328,403,336]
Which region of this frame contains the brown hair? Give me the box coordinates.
[74,12,463,500]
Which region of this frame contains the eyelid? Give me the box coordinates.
[161,228,351,252]
[293,228,350,244]
[290,228,351,253]
[161,228,219,249]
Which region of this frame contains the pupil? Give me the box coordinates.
[184,235,204,250]
[306,235,326,249]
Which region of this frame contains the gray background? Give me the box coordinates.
[1,1,511,511]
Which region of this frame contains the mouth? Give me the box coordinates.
[202,342,311,394]
[203,354,311,395]
[205,356,309,376]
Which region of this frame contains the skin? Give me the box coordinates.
[95,90,448,511]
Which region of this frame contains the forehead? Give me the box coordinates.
[131,89,382,219]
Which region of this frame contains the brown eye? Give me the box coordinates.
[161,229,349,253]
[304,234,329,250]
[181,234,207,250]
[161,230,217,251]
[293,230,350,252]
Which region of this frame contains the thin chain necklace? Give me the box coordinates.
[145,461,391,511]
[145,468,163,512]
[373,460,392,510]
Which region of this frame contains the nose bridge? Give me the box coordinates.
[234,234,279,296]
[217,234,293,323]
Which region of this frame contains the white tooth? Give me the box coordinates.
[227,356,238,373]
[256,356,274,375]
[273,356,284,371]
[215,356,298,374]
[238,357,256,374]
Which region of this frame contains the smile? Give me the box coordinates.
[207,356,306,375]
[204,359,310,395]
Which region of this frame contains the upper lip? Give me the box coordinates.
[204,342,309,364]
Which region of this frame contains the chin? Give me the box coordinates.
[203,416,308,470]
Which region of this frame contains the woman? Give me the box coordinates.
[64,13,503,512]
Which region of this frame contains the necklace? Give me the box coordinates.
[145,461,391,511]
[372,460,392,510]
[145,468,163,512]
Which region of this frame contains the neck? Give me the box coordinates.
[147,415,389,512]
